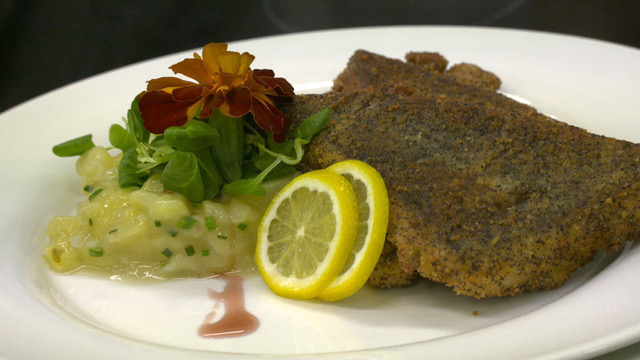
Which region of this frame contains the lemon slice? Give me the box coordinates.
[255,169,358,299]
[317,160,389,302]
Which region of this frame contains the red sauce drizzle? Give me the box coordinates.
[198,273,259,338]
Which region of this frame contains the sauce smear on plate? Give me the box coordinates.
[198,274,259,338]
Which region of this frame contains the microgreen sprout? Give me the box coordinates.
[52,97,330,202]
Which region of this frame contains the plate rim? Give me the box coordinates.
[1,25,640,360]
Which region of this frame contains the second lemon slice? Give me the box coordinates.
[317,160,389,302]
[255,170,358,299]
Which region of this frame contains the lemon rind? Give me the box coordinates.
[256,170,358,299]
[317,160,389,302]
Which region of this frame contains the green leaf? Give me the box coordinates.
[222,178,267,196]
[293,107,330,143]
[109,124,137,152]
[128,99,149,143]
[52,134,95,157]
[194,149,224,200]
[165,120,220,151]
[266,137,296,159]
[118,149,148,189]
[149,135,175,164]
[263,163,297,181]
[150,134,166,147]
[222,158,288,195]
[241,162,261,179]
[162,151,204,203]
[208,111,244,182]
[252,152,277,171]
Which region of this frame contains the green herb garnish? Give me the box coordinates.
[205,216,217,231]
[52,134,95,157]
[168,229,178,237]
[218,234,228,239]
[89,247,103,257]
[237,223,248,231]
[154,220,162,227]
[108,229,119,234]
[177,216,196,229]
[52,89,329,201]
[161,248,173,258]
[184,245,195,257]
[88,188,103,201]
[202,249,210,256]
[88,218,93,226]
[83,185,94,193]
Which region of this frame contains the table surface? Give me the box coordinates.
[2,1,639,359]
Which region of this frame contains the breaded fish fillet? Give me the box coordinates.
[333,50,502,94]
[285,60,640,298]
[333,50,508,289]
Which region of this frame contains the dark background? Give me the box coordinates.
[1,0,639,114]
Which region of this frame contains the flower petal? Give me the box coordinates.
[217,51,242,74]
[147,77,196,91]
[238,52,255,74]
[138,90,203,134]
[169,58,211,85]
[250,98,291,142]
[199,93,222,118]
[172,85,207,101]
[243,69,272,92]
[213,73,247,91]
[201,43,228,74]
[224,87,252,118]
[253,69,295,96]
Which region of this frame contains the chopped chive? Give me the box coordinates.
[184,245,195,257]
[162,248,173,258]
[178,216,196,229]
[88,188,103,201]
[83,185,94,193]
[237,223,248,231]
[218,234,228,239]
[205,216,217,231]
[168,229,178,237]
[154,220,162,227]
[89,247,103,257]
[108,229,119,234]
[88,218,93,226]
[202,249,210,256]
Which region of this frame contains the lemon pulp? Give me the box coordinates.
[255,170,358,299]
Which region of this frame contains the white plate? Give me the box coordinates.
[1,26,640,360]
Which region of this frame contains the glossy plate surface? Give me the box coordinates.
[1,26,640,359]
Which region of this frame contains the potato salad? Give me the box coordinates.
[45,146,292,278]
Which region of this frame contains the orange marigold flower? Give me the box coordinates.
[138,43,294,142]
